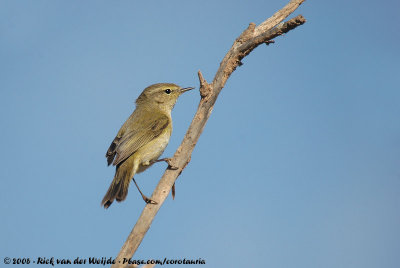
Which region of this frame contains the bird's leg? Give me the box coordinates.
[132,177,157,204]
[151,158,179,170]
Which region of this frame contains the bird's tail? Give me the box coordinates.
[101,156,134,209]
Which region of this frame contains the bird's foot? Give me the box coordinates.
[142,194,158,205]
[152,158,179,170]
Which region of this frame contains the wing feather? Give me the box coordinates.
[110,113,170,166]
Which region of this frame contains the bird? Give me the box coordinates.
[101,83,194,208]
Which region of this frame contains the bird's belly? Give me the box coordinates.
[135,130,171,173]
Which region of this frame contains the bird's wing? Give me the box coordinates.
[108,113,170,166]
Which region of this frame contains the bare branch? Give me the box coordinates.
[198,70,212,100]
[254,0,305,36]
[111,1,306,267]
[236,23,256,44]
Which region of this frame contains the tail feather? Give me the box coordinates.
[101,156,134,209]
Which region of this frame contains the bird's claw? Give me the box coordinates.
[144,197,158,205]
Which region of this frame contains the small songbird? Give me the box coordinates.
[102,83,194,208]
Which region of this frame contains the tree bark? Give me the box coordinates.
[111,1,306,267]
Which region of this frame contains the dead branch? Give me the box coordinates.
[111,1,306,267]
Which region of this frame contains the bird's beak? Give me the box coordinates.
[180,87,195,93]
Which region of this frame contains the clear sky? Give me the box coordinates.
[1,0,399,267]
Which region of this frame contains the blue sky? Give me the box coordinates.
[1,0,399,267]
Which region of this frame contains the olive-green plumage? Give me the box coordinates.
[102,83,193,208]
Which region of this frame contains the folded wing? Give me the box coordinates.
[105,113,170,166]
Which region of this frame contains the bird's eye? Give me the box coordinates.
[164,89,171,94]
